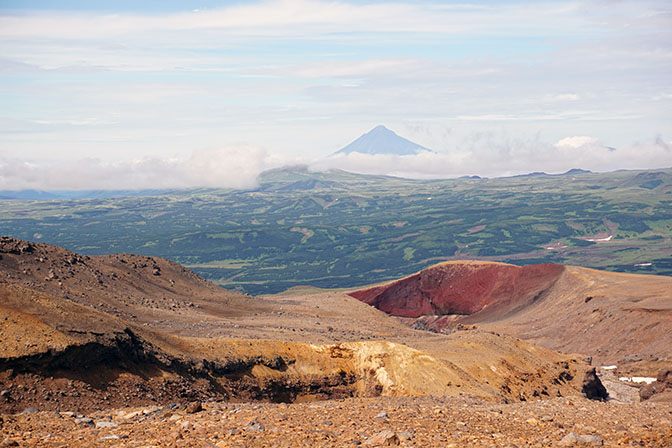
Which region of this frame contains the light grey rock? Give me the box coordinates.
[74,417,94,426]
[397,431,413,441]
[245,421,265,432]
[559,432,604,446]
[364,430,400,446]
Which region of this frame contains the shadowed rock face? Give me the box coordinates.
[582,368,608,401]
[348,262,565,318]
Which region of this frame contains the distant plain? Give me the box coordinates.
[1,167,671,295]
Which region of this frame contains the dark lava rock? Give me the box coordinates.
[185,401,203,414]
[582,368,608,400]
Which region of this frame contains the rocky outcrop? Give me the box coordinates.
[582,368,608,401]
[640,367,672,402]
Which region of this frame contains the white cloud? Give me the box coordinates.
[310,150,461,178]
[0,1,669,168]
[1,134,670,190]
[293,58,422,78]
[0,145,280,190]
[554,135,601,149]
[32,118,119,126]
[543,93,581,102]
[0,1,579,40]
[310,134,672,178]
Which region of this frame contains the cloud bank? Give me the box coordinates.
[0,145,279,191]
[1,135,669,191]
[312,135,671,178]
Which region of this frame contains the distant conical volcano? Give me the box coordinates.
[332,125,434,156]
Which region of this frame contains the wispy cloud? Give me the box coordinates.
[0,1,602,39]
[0,0,670,173]
[542,93,581,102]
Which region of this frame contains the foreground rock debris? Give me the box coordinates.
[1,397,671,447]
[1,237,671,445]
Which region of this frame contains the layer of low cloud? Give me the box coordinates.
[1,135,669,191]
[0,145,280,191]
[311,135,671,179]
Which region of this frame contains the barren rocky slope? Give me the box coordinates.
[1,238,592,415]
[2,237,671,447]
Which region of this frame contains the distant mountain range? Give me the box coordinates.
[332,125,434,156]
[511,168,593,178]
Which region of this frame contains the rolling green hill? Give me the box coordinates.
[1,167,671,295]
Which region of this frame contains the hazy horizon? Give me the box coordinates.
[1,0,670,189]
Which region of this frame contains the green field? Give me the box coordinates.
[1,167,671,295]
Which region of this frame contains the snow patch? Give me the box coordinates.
[618,376,656,384]
[585,235,613,242]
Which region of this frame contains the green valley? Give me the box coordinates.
[1,167,671,295]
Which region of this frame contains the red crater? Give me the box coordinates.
[348,261,565,318]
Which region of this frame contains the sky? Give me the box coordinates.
[0,0,671,189]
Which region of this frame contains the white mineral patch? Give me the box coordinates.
[618,376,656,384]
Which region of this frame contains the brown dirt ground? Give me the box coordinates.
[1,397,671,447]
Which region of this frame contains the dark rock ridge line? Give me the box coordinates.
[0,328,291,378]
[0,329,359,413]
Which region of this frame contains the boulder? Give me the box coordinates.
[582,368,608,400]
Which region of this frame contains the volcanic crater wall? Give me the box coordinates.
[348,262,565,319]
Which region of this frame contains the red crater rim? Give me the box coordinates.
[348,261,566,318]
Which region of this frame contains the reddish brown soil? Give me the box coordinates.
[349,260,672,375]
[349,261,564,317]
